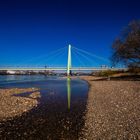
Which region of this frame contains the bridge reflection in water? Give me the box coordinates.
[67,77,71,110]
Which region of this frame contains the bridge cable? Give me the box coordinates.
[49,48,67,67]
[17,46,67,67]
[72,50,86,67]
[72,47,99,66]
[72,46,109,63]
[35,47,67,67]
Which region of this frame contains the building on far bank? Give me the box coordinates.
[7,70,16,75]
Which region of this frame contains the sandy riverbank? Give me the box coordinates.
[80,76,140,139]
[0,88,40,122]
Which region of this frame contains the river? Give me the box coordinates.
[0,75,89,139]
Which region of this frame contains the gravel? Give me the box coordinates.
[80,76,140,140]
[0,88,40,122]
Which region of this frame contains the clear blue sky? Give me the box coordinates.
[0,0,140,67]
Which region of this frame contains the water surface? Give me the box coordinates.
[0,75,88,139]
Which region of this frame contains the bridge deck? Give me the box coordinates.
[0,67,127,71]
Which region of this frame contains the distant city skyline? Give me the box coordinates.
[0,0,140,67]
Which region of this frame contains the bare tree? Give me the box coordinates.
[111,20,140,68]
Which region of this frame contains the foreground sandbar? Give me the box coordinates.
[0,88,40,121]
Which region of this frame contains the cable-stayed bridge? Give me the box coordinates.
[0,45,127,76]
[0,67,126,71]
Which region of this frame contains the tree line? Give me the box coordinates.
[111,20,140,69]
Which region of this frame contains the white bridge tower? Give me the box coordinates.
[67,44,72,76]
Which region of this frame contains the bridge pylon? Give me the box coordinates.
[67,44,72,76]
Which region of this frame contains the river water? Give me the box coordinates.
[0,75,89,139]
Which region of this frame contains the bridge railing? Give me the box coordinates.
[0,67,128,71]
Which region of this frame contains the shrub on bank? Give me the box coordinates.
[128,67,140,74]
[94,70,125,77]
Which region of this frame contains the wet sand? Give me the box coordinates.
[0,88,40,121]
[80,76,140,139]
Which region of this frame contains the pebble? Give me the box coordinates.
[80,76,140,139]
[0,88,40,121]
